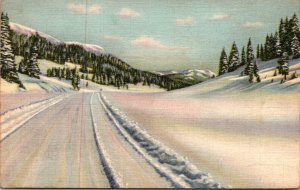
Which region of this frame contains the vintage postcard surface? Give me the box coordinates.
[0,0,299,189]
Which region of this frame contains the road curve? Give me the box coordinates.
[0,93,109,188]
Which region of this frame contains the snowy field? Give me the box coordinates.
[103,58,300,188]
[1,57,299,188]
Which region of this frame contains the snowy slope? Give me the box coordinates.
[9,22,105,55]
[169,58,300,97]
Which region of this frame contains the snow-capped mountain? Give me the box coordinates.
[154,70,179,76]
[9,22,105,55]
[154,69,216,84]
[10,22,62,44]
[65,41,105,55]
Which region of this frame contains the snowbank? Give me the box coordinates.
[0,94,67,141]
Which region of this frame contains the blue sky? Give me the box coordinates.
[2,0,300,72]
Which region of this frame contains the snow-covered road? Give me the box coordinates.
[0,92,172,188]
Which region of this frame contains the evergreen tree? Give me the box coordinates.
[240,46,246,66]
[244,38,255,75]
[218,48,228,75]
[290,13,299,39]
[260,44,265,61]
[275,32,282,57]
[253,61,261,82]
[291,34,300,58]
[277,52,289,75]
[71,73,80,90]
[228,42,239,72]
[0,13,23,87]
[27,41,40,78]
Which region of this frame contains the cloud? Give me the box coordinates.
[132,36,188,51]
[176,16,194,26]
[209,14,230,21]
[118,8,140,18]
[103,35,122,41]
[67,3,102,14]
[242,21,265,28]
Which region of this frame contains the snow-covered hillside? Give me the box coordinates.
[9,22,105,55]
[169,58,300,97]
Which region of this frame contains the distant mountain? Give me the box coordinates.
[9,22,105,55]
[154,69,216,85]
[65,41,105,55]
[10,22,62,44]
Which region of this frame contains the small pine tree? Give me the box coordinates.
[27,44,40,79]
[291,34,300,58]
[218,48,228,75]
[240,46,246,66]
[244,38,254,75]
[260,44,265,61]
[228,42,240,72]
[275,32,282,57]
[256,44,260,59]
[277,52,289,74]
[253,61,261,82]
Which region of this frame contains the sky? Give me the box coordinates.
[2,0,300,72]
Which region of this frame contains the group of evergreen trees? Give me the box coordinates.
[257,13,300,61]
[46,67,81,90]
[0,13,24,88]
[219,13,300,83]
[218,38,260,82]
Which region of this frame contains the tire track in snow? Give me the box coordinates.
[89,93,122,188]
[97,92,225,189]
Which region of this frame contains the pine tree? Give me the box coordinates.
[71,73,80,90]
[240,46,246,66]
[260,44,265,61]
[291,34,300,58]
[275,32,282,57]
[0,13,23,87]
[244,38,254,75]
[27,42,40,78]
[290,13,299,39]
[228,42,239,72]
[277,52,289,75]
[253,61,261,82]
[218,48,228,75]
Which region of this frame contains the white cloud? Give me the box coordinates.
[67,3,102,14]
[132,36,188,51]
[118,8,140,18]
[242,21,265,28]
[88,4,102,14]
[209,14,230,21]
[103,35,122,41]
[176,16,194,26]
